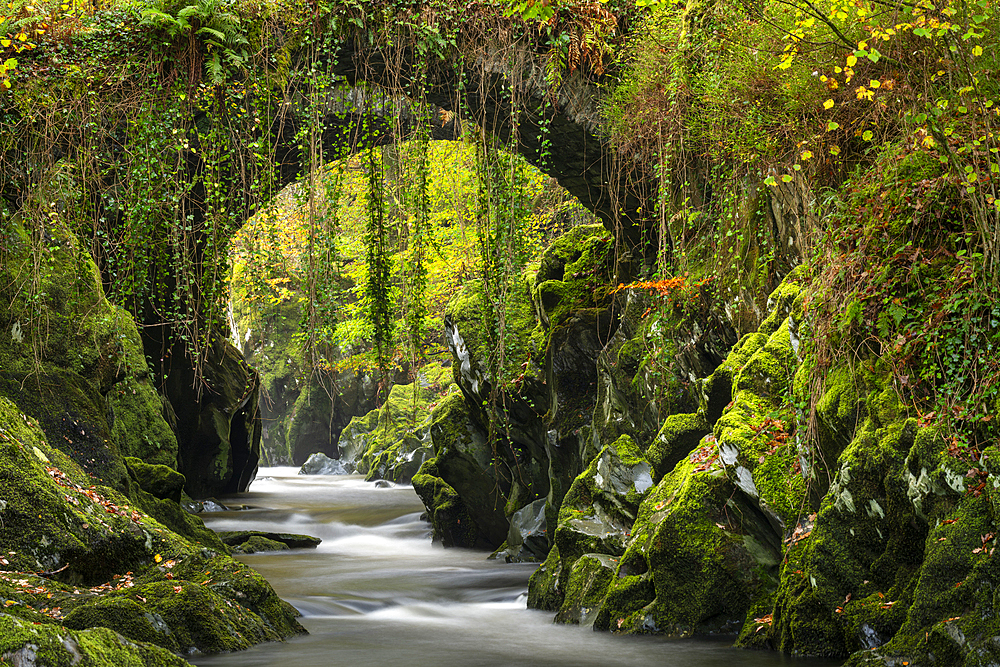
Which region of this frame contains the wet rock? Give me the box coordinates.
[166,337,262,499]
[495,498,549,562]
[215,530,322,550]
[421,393,509,547]
[298,452,353,476]
[528,435,651,615]
[183,498,233,513]
[412,458,486,548]
[232,535,290,554]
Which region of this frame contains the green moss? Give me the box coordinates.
[0,614,189,667]
[411,457,485,548]
[646,413,709,482]
[215,530,321,549]
[423,393,509,546]
[0,215,162,490]
[233,536,291,553]
[0,395,303,654]
[64,581,278,653]
[340,363,455,483]
[527,543,565,611]
[109,377,178,468]
[555,553,618,626]
[594,453,780,636]
[125,457,185,504]
[762,402,938,659]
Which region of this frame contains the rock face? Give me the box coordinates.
[164,337,263,498]
[0,216,302,664]
[415,225,1000,667]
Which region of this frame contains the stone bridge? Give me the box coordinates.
[166,30,658,494]
[0,14,658,498]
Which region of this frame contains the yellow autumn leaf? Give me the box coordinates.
[829,145,842,156]
[973,45,983,56]
[824,99,835,110]
[847,55,858,67]
[0,39,10,48]
[154,554,163,563]
[801,150,814,160]
[870,79,881,89]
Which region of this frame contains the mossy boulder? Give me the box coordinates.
[0,395,304,655]
[554,553,618,626]
[528,435,652,616]
[412,457,485,548]
[417,392,510,547]
[531,224,614,329]
[215,530,321,550]
[0,614,189,667]
[231,536,290,554]
[124,457,185,504]
[338,363,454,484]
[530,273,808,637]
[591,450,781,636]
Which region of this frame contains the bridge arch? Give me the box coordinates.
[0,8,656,495]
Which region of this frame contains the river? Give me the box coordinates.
[190,467,842,667]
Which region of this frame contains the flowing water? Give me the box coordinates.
[191,467,842,667]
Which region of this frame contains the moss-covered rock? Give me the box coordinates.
[0,215,170,490]
[215,530,321,549]
[125,457,185,504]
[231,536,290,554]
[554,553,618,626]
[540,274,807,638]
[420,393,509,547]
[338,363,455,484]
[0,395,304,655]
[593,451,781,636]
[411,457,485,548]
[528,435,652,617]
[0,614,189,667]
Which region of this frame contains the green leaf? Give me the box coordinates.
[867,49,881,62]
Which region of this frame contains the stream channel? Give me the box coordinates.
[191,467,842,667]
